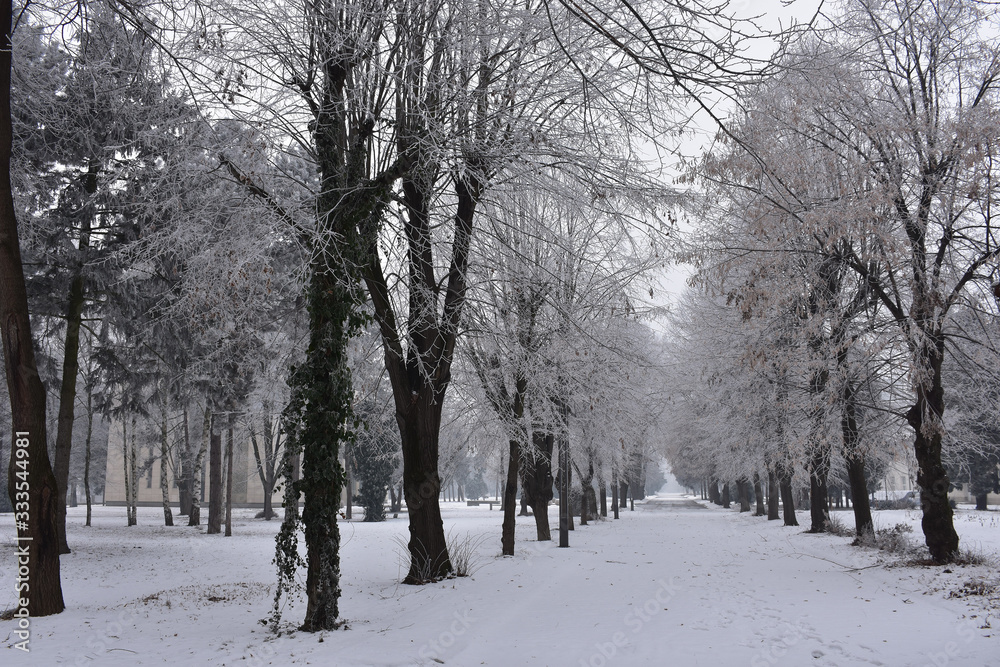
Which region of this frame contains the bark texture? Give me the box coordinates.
[1,0,64,613]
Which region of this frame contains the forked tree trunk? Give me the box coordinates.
[250,415,279,520]
[365,170,483,585]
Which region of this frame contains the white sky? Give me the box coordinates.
[646,0,826,320]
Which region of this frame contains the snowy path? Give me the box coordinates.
[2,497,999,666]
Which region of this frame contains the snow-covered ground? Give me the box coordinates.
[2,495,999,666]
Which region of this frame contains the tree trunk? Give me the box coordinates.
[160,399,173,527]
[129,417,138,525]
[568,464,575,529]
[975,493,987,511]
[807,443,831,533]
[390,481,403,515]
[753,474,765,516]
[189,406,209,526]
[721,483,731,509]
[842,380,874,539]
[737,479,750,512]
[905,342,959,562]
[344,442,352,520]
[397,390,452,582]
[124,416,138,526]
[599,478,608,517]
[178,406,191,516]
[708,478,721,505]
[263,422,278,520]
[84,387,94,527]
[779,465,798,527]
[285,450,301,521]
[611,468,619,519]
[522,430,553,541]
[225,422,234,537]
[365,168,483,585]
[501,438,520,556]
[558,424,570,547]
[578,456,597,526]
[250,414,278,520]
[52,271,86,554]
[767,470,780,520]
[207,422,222,535]
[0,0,65,615]
[122,417,131,525]
[619,480,629,510]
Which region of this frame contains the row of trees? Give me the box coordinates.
[664,0,1000,562]
[3,0,720,626]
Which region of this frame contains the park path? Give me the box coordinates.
[417,493,996,667]
[4,498,997,666]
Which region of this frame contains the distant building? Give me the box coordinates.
[103,420,355,509]
[873,451,999,507]
[103,420,281,507]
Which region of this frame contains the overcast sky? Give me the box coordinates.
[646,0,825,318]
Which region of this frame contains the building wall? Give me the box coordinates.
[103,419,285,507]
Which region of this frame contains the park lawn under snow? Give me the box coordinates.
[2,495,1000,666]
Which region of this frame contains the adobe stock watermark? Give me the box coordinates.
[919,619,978,667]
[242,632,289,667]
[416,609,476,663]
[12,431,32,653]
[579,577,680,667]
[72,609,138,665]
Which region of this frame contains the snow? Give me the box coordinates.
[3,495,999,666]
